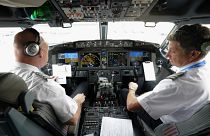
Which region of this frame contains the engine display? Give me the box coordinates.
[80,52,100,67]
[129,51,150,66]
[108,52,128,67]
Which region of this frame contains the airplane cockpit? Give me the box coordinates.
[1,0,210,136]
[48,40,159,102]
[46,39,165,135]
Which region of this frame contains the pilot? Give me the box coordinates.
[125,24,210,130]
[10,28,86,125]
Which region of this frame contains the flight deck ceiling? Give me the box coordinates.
[0,0,210,27]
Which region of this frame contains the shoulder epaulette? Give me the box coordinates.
[166,71,186,80]
[33,72,51,81]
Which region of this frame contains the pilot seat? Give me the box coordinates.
[138,102,210,136]
[0,72,76,136]
[0,72,52,136]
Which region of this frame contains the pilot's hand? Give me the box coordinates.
[50,76,58,81]
[73,93,86,105]
[129,82,138,92]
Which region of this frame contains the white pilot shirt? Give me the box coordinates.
[137,60,210,124]
[11,62,78,123]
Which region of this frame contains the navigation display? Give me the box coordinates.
[58,52,79,66]
[129,51,149,66]
[80,52,100,67]
[108,52,127,67]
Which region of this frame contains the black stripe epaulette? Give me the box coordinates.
[166,71,186,80]
[33,72,51,81]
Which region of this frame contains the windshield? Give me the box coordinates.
[0,22,174,71]
[0,21,174,72]
[1,22,210,72]
[33,22,175,46]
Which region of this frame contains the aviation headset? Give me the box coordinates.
[24,28,41,57]
[201,40,210,52]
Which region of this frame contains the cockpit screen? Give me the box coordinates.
[80,53,100,67]
[58,52,79,66]
[108,52,127,67]
[129,51,149,66]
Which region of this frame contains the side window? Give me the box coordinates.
[160,24,210,72]
[203,25,210,68]
[206,53,210,68]
[0,28,22,72]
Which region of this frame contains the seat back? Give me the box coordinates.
[31,101,69,136]
[137,117,156,136]
[0,72,28,107]
[0,108,19,136]
[0,72,52,136]
[154,102,210,136]
[5,107,52,136]
[18,91,35,114]
[0,72,72,136]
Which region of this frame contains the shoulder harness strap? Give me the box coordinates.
[166,71,186,81]
[33,72,51,81]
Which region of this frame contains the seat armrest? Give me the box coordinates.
[137,116,156,136]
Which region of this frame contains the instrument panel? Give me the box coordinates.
[54,49,151,69]
[80,52,101,68]
[48,40,159,83]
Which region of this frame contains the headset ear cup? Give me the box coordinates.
[25,43,40,56]
[201,42,210,52]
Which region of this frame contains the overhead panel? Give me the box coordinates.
[58,0,154,22]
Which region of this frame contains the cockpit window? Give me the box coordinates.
[108,22,174,44]
[0,22,178,72]
[161,24,210,72]
[33,22,100,45]
[32,22,174,46]
[0,27,22,72]
[0,22,173,72]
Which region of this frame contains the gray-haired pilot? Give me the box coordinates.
[125,24,210,130]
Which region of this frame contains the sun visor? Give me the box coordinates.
[0,0,46,7]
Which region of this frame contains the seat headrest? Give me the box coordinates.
[0,72,28,106]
